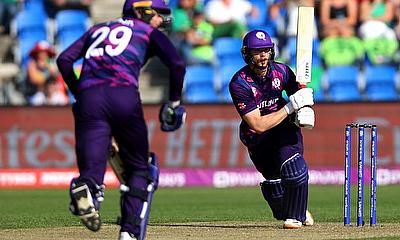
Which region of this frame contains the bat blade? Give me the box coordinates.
[109,139,126,184]
[296,6,314,88]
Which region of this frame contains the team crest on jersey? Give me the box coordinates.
[272,77,282,90]
[238,102,246,110]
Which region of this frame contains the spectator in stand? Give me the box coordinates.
[25,41,60,105]
[171,0,214,65]
[319,0,358,37]
[358,0,398,65]
[319,0,363,67]
[183,11,215,65]
[45,77,69,105]
[204,0,258,38]
[393,0,400,39]
[319,35,364,66]
[269,0,317,39]
[359,0,394,24]
[172,0,203,41]
[0,0,20,34]
[269,0,317,60]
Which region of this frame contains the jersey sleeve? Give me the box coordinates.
[229,76,257,117]
[147,29,185,101]
[56,30,90,94]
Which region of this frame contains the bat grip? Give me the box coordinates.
[298,84,314,116]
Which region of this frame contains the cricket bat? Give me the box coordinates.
[296,6,314,88]
[109,138,126,184]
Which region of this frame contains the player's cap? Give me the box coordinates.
[242,29,274,49]
[123,0,171,15]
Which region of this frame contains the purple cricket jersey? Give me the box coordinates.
[229,62,301,148]
[57,13,186,237]
[56,16,185,186]
[57,17,185,101]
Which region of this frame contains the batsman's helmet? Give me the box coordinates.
[123,0,171,16]
[241,29,275,64]
[123,0,172,30]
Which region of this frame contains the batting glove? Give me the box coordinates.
[159,101,186,132]
[295,106,315,129]
[289,88,314,111]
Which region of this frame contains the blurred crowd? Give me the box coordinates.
[0,0,91,105]
[0,0,400,105]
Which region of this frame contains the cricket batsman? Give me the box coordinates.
[229,29,315,228]
[56,0,186,239]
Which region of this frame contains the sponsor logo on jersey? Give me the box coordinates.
[257,97,279,109]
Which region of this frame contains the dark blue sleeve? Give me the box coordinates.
[229,76,257,117]
[56,31,90,94]
[147,29,185,101]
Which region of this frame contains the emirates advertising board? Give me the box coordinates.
[0,103,399,188]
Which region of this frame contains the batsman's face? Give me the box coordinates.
[250,48,273,68]
[149,13,164,28]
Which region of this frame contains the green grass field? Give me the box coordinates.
[0,185,399,230]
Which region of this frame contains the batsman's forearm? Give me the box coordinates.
[257,108,289,133]
[243,108,289,134]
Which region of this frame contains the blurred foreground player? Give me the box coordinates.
[56,0,186,239]
[229,29,315,229]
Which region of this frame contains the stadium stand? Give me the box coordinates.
[213,37,243,65]
[217,63,242,103]
[323,65,362,102]
[1,0,400,105]
[282,37,320,68]
[55,10,90,51]
[24,0,46,13]
[11,7,48,70]
[184,64,219,103]
[364,65,399,101]
[246,0,272,33]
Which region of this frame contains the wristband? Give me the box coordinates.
[284,102,294,115]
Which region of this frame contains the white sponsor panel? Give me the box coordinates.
[0,172,36,186]
[0,168,400,188]
[213,171,264,188]
[39,171,78,185]
[377,169,400,185]
[159,172,186,187]
[309,170,344,185]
